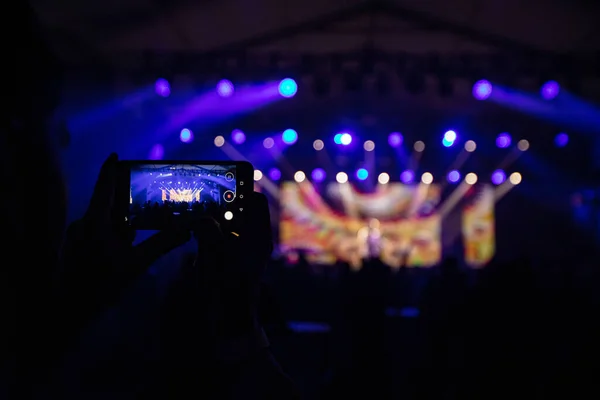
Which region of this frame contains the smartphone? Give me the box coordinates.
[115,160,254,230]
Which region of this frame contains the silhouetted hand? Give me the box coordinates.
[59,154,190,323]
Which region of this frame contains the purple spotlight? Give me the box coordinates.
[340,133,352,145]
[541,81,560,100]
[312,168,326,182]
[180,128,193,143]
[155,78,170,97]
[472,80,492,100]
[268,168,281,181]
[496,133,512,148]
[400,170,414,184]
[217,79,234,97]
[149,144,164,160]
[388,132,403,147]
[491,169,506,185]
[555,132,569,147]
[231,129,246,144]
[447,170,461,183]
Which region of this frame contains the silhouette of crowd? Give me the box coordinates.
[130,199,229,226]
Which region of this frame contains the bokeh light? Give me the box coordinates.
[388,132,403,147]
[282,129,298,145]
[414,141,425,152]
[496,133,512,148]
[313,139,324,151]
[378,172,390,185]
[224,211,233,221]
[312,168,326,182]
[517,139,530,151]
[263,137,274,149]
[447,170,461,183]
[421,172,433,184]
[400,170,414,184]
[340,133,352,145]
[155,78,170,97]
[269,168,281,181]
[231,129,246,144]
[363,140,375,151]
[555,133,569,147]
[491,169,506,185]
[180,128,193,143]
[464,140,477,152]
[294,170,306,183]
[509,172,522,185]
[336,172,348,183]
[254,170,263,181]
[356,168,369,180]
[465,173,478,184]
[149,144,164,160]
[541,80,560,100]
[278,78,298,98]
[214,135,225,147]
[442,130,457,147]
[472,80,492,100]
[216,79,234,97]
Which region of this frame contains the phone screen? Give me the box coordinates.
[125,162,248,229]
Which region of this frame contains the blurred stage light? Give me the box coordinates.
[294,171,306,182]
[555,133,569,147]
[214,135,225,147]
[378,172,390,184]
[472,80,492,100]
[414,141,425,152]
[254,170,263,181]
[388,132,403,147]
[400,170,414,184]
[231,129,246,144]
[149,144,164,160]
[465,173,478,184]
[180,128,193,143]
[312,168,326,182]
[217,79,234,97]
[224,211,233,220]
[363,140,375,151]
[334,134,342,145]
[313,139,324,151]
[491,169,506,185]
[517,139,529,151]
[496,133,511,148]
[541,80,560,100]
[447,170,461,183]
[464,140,477,152]
[340,133,352,145]
[278,78,298,98]
[356,168,369,180]
[442,131,457,147]
[336,172,348,183]
[268,168,281,181]
[155,78,171,97]
[421,172,433,184]
[282,129,298,145]
[263,137,275,149]
[509,172,522,184]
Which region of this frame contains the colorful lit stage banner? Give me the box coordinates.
[462,185,495,267]
[279,182,442,268]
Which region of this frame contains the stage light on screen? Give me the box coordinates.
[496,133,511,148]
[312,168,326,182]
[294,171,306,183]
[414,141,425,152]
[356,168,369,180]
[231,129,246,144]
[313,139,324,150]
[509,172,522,185]
[472,80,492,100]
[491,169,506,185]
[336,172,348,183]
[180,128,193,143]
[388,132,403,147]
[340,133,352,145]
[269,168,281,181]
[363,140,375,151]
[541,80,560,100]
[464,140,477,152]
[378,172,390,185]
[518,139,529,151]
[555,133,569,147]
[421,172,433,184]
[155,78,170,97]
[465,173,478,185]
[400,170,414,184]
[254,170,263,181]
[447,170,461,183]
[217,79,234,97]
[263,137,275,149]
[224,211,233,220]
[282,129,298,145]
[214,136,225,147]
[278,78,298,98]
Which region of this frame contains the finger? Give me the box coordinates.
[86,153,118,220]
[128,228,191,279]
[193,217,226,272]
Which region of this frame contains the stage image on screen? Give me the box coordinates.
[129,164,236,226]
[279,182,442,268]
[462,184,495,267]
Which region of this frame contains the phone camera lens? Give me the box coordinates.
[223,190,236,203]
[225,172,235,181]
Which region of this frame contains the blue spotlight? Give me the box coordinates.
[334,133,343,144]
[356,168,369,180]
[282,129,298,145]
[278,78,298,98]
[180,128,193,143]
[555,132,569,147]
[472,80,492,100]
